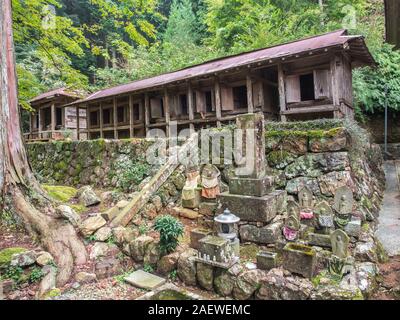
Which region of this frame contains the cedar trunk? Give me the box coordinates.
[0,0,87,287]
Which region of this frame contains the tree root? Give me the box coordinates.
[12,187,87,286]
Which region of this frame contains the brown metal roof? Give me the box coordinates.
[72,29,375,106]
[30,87,82,104]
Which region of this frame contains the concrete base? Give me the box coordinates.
[229,175,274,197]
[217,190,286,223]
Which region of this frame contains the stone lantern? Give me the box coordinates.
[214,209,240,256]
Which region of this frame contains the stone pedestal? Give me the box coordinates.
[190,228,213,250]
[182,188,202,209]
[307,233,332,248]
[199,201,218,217]
[229,175,274,197]
[282,243,316,279]
[257,251,278,271]
[217,190,286,223]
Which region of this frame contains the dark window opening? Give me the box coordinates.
[117,106,126,123]
[233,86,248,109]
[300,73,315,101]
[56,108,63,127]
[160,99,165,117]
[180,94,188,115]
[43,108,51,128]
[104,131,114,139]
[90,111,99,126]
[205,91,213,113]
[118,129,130,139]
[103,108,112,125]
[35,114,39,129]
[133,104,140,121]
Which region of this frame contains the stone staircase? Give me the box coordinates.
[111,133,198,227]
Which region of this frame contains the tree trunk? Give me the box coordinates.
[0,0,87,287]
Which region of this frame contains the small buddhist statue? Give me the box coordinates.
[201,164,221,200]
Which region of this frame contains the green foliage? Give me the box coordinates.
[138,224,149,236]
[0,266,23,282]
[85,234,97,242]
[143,264,155,273]
[168,269,178,281]
[113,157,151,192]
[354,43,400,115]
[29,267,44,283]
[153,215,184,255]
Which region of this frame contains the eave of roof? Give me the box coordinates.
[69,29,376,106]
[30,87,82,104]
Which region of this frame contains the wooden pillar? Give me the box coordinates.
[187,82,194,132]
[85,104,89,140]
[330,55,341,119]
[277,64,287,122]
[76,106,80,140]
[129,95,134,138]
[246,75,254,114]
[99,102,104,138]
[113,97,118,139]
[28,112,32,138]
[51,103,56,138]
[144,93,150,136]
[164,88,171,137]
[214,78,222,127]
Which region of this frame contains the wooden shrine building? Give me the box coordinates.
[25,88,87,141]
[68,30,375,140]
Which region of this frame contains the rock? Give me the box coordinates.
[317,171,354,196]
[257,251,278,271]
[124,270,166,290]
[56,205,81,227]
[151,196,163,212]
[36,252,54,267]
[143,203,158,220]
[0,247,27,267]
[190,228,213,250]
[94,227,112,242]
[196,262,214,291]
[101,206,120,221]
[75,272,97,284]
[90,242,120,260]
[116,200,129,209]
[95,258,122,280]
[311,278,363,300]
[37,266,57,299]
[157,252,180,275]
[354,241,378,263]
[256,268,313,300]
[285,177,320,195]
[214,266,240,297]
[10,251,36,267]
[0,279,14,295]
[344,218,362,238]
[112,226,137,245]
[309,128,348,152]
[129,236,155,262]
[80,215,107,237]
[78,186,101,207]
[173,207,200,220]
[177,248,197,286]
[239,222,281,244]
[233,269,267,300]
[144,242,161,266]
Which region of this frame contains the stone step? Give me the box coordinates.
[124,270,166,290]
[217,190,287,223]
[111,133,198,227]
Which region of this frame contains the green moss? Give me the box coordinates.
[267,150,293,166]
[42,185,78,202]
[69,204,87,214]
[375,239,389,263]
[240,243,260,262]
[265,127,344,140]
[42,288,61,299]
[284,243,315,256]
[0,247,27,267]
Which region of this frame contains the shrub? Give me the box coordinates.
[153,215,184,255]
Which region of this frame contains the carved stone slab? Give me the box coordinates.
[315,201,334,228]
[330,229,349,259]
[334,186,353,215]
[298,186,313,209]
[287,200,300,219]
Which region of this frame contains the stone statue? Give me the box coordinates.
[287,200,300,219]
[315,201,334,229]
[201,164,221,199]
[182,166,200,208]
[298,186,313,209]
[334,186,353,215]
[330,229,349,259]
[283,216,300,241]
